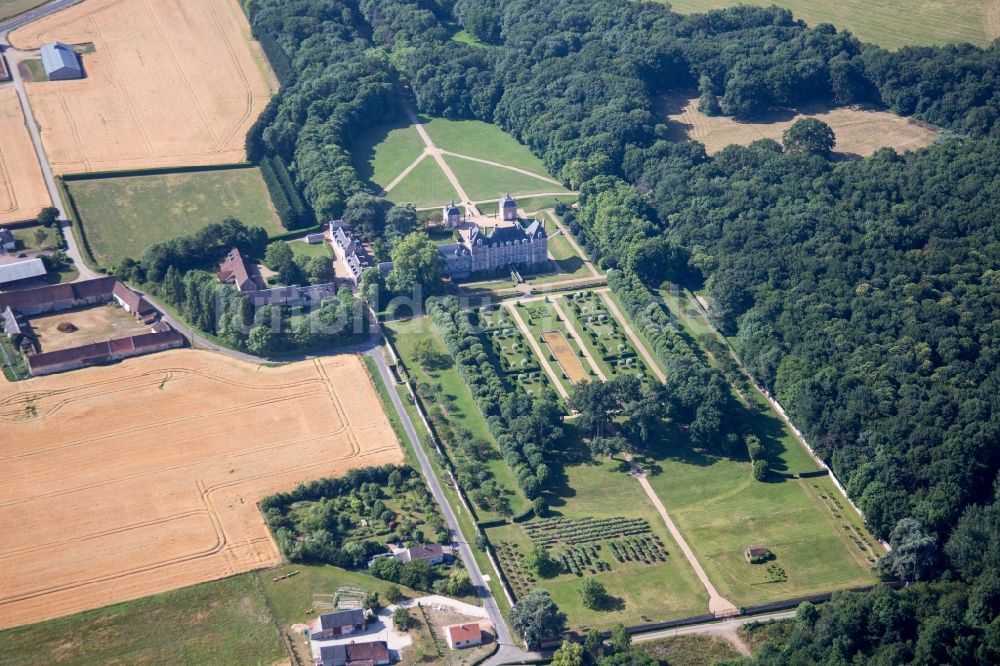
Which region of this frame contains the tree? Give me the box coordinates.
[525,544,560,578]
[578,578,610,610]
[33,228,47,247]
[753,459,769,481]
[384,584,404,603]
[386,232,444,296]
[782,118,836,155]
[392,606,414,630]
[552,640,584,666]
[385,204,418,241]
[246,326,275,356]
[343,193,387,240]
[413,338,450,371]
[305,256,333,284]
[36,207,58,228]
[508,589,566,647]
[878,518,938,582]
[697,74,721,116]
[583,629,605,661]
[364,591,381,611]
[609,622,631,654]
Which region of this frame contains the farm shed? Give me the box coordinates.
[0,258,47,285]
[40,42,82,80]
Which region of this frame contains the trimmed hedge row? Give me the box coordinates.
[260,154,313,230]
[60,163,257,181]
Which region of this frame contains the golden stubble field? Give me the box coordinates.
[0,87,50,224]
[0,350,402,629]
[663,94,939,156]
[9,0,277,174]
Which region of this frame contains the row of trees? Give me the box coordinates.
[428,296,563,502]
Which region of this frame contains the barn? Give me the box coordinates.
[40,42,82,81]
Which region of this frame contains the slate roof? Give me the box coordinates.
[317,609,366,629]
[469,221,545,247]
[0,258,46,284]
[40,42,81,76]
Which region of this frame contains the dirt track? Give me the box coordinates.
[663,94,938,157]
[9,0,277,174]
[0,350,402,629]
[0,87,50,224]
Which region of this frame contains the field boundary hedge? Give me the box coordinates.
[55,177,100,269]
[60,163,258,181]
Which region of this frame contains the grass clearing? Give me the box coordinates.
[516,194,578,213]
[384,156,461,208]
[443,155,568,202]
[660,0,1000,49]
[65,167,283,267]
[660,93,939,157]
[635,634,741,665]
[0,573,284,665]
[547,233,592,278]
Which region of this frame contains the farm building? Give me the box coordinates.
[0,258,47,286]
[40,42,82,80]
[446,623,483,649]
[316,642,390,666]
[308,609,367,640]
[394,543,449,565]
[0,228,15,252]
[112,281,157,323]
[745,546,773,564]
[0,276,117,316]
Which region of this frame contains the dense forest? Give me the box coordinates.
[243,0,999,660]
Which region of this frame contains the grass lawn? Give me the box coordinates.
[384,157,461,208]
[486,455,709,631]
[516,194,577,213]
[11,224,58,253]
[351,118,427,193]
[65,167,284,267]
[288,239,331,260]
[635,634,741,665]
[443,154,568,203]
[660,0,998,49]
[423,117,551,174]
[0,574,284,665]
[450,28,487,47]
[383,316,530,519]
[547,233,592,278]
[640,441,882,607]
[19,58,48,82]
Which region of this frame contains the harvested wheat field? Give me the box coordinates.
[0,350,401,629]
[9,0,277,174]
[0,87,49,224]
[662,94,939,157]
[542,330,589,384]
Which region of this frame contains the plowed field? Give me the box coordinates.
[0,350,401,629]
[9,0,277,174]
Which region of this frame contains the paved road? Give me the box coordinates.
[364,347,534,665]
[0,0,79,43]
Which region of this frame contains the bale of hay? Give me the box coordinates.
[57,322,77,333]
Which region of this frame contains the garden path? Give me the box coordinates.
[595,288,667,383]
[548,297,606,381]
[504,302,570,400]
